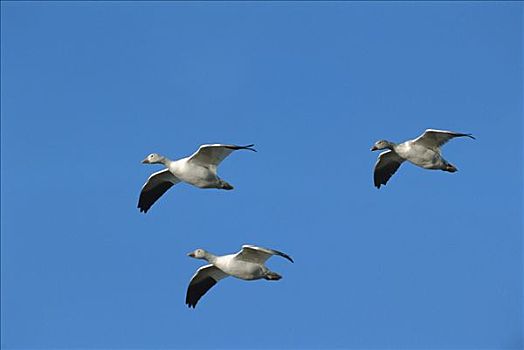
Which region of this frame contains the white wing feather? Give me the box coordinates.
[236,245,294,264]
[413,129,475,149]
[188,144,256,167]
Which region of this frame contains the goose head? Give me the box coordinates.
[187,248,207,260]
[371,140,394,151]
[142,153,165,164]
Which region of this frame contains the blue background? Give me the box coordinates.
[1,2,522,349]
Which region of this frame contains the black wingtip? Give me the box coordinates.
[457,133,475,140]
[278,251,294,263]
[242,144,257,152]
[225,144,257,152]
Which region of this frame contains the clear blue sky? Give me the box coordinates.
[1,2,522,349]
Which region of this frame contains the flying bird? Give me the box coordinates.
[371,129,475,188]
[186,245,294,308]
[138,144,256,213]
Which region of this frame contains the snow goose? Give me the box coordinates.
[138,144,256,213]
[371,129,475,188]
[186,245,294,308]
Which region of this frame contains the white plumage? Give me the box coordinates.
[371,129,475,188]
[186,245,294,308]
[137,144,256,213]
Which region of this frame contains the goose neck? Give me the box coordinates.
[204,252,218,264]
[160,157,173,167]
[386,141,397,151]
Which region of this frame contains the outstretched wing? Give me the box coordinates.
[413,129,475,149]
[188,144,256,168]
[236,245,294,264]
[374,150,404,189]
[186,264,228,308]
[137,169,180,213]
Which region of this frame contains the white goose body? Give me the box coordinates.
[137,144,256,213]
[371,129,475,188]
[213,255,266,280]
[186,245,294,308]
[393,141,445,170]
[168,158,220,188]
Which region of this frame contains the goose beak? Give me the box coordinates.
[371,146,378,151]
[141,158,150,164]
[187,252,196,258]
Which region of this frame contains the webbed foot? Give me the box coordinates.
[264,272,282,281]
[220,181,234,190]
[444,164,458,173]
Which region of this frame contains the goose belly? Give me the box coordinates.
[171,162,219,188]
[397,144,443,169]
[219,260,264,280]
